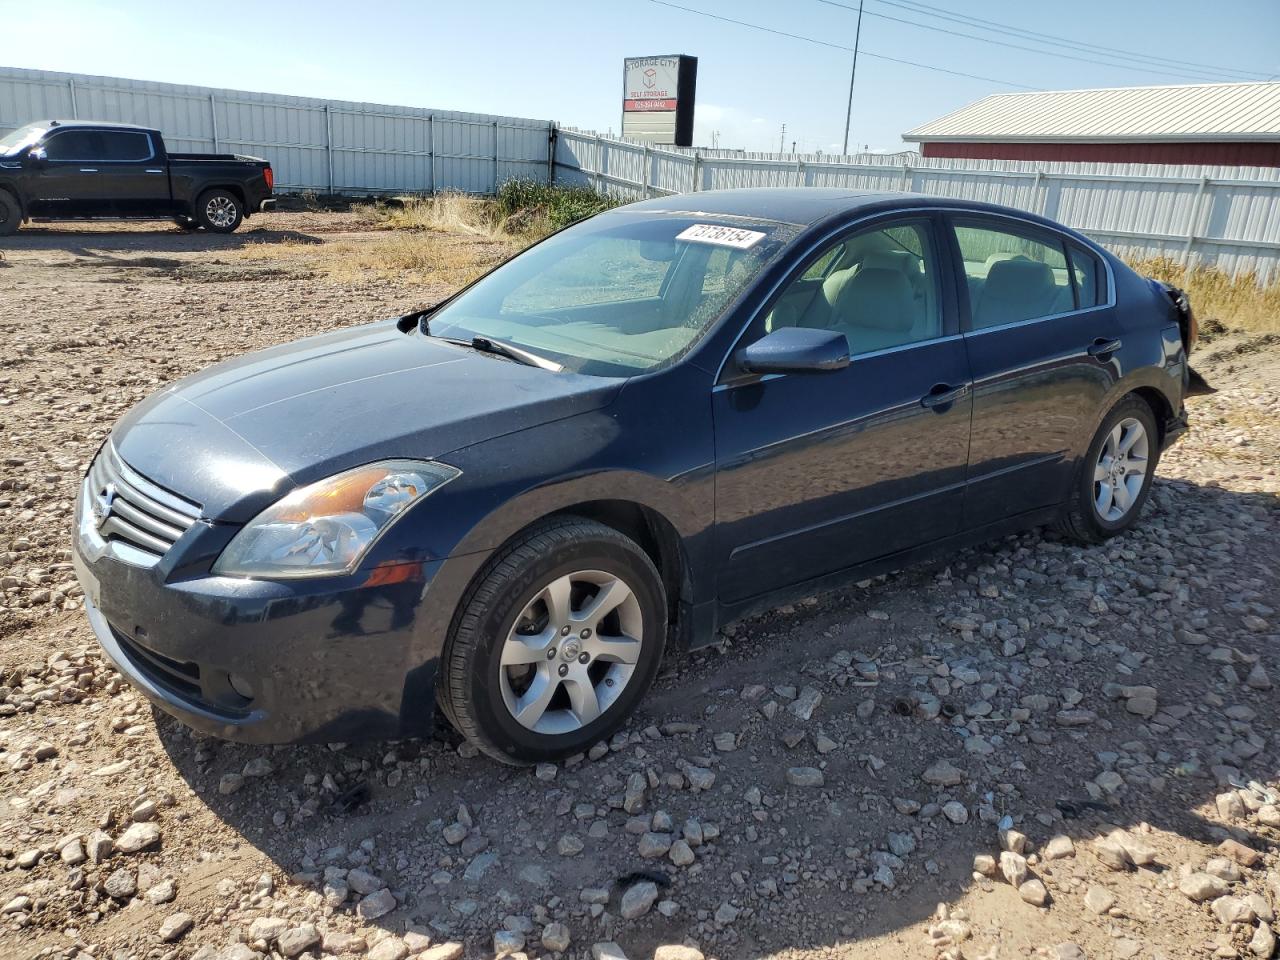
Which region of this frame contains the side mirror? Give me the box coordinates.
[27,147,47,166]
[736,327,850,375]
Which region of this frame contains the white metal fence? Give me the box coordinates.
[0,66,553,196]
[553,127,1280,283]
[5,66,1280,282]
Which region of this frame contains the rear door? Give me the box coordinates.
[96,130,169,217]
[948,214,1122,527]
[712,215,973,603]
[28,129,106,217]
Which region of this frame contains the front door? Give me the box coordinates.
[27,129,107,217]
[713,216,972,604]
[948,215,1123,527]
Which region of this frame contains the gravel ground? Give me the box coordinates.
[1,214,1279,960]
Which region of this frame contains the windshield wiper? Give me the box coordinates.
[471,336,563,372]
[425,322,563,373]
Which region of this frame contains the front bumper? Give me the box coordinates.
[72,483,453,745]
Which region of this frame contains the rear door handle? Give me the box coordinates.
[920,383,969,409]
[79,168,98,173]
[145,168,164,174]
[1087,337,1122,357]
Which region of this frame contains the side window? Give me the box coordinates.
[953,220,1074,329]
[1069,245,1104,309]
[43,131,104,161]
[763,220,941,356]
[99,131,153,162]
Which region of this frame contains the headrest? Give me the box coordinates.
[984,257,1055,301]
[835,267,915,331]
[862,250,918,274]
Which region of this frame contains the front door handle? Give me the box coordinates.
[920,382,969,410]
[79,168,98,173]
[1087,337,1123,358]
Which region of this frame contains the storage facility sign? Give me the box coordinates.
[624,57,681,113]
[621,55,697,147]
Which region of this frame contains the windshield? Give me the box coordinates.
[426,211,796,377]
[0,123,47,155]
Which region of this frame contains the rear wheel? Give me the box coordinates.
[439,518,667,764]
[0,191,20,236]
[195,190,242,233]
[1056,395,1160,544]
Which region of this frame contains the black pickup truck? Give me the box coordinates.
[0,120,275,235]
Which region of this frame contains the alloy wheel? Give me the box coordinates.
[205,196,238,228]
[498,570,644,735]
[1093,417,1149,522]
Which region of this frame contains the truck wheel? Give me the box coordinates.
[196,190,243,233]
[439,517,667,765]
[0,191,20,236]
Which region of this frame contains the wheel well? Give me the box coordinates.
[197,184,246,208]
[548,500,689,634]
[1128,387,1172,445]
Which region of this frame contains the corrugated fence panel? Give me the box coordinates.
[0,65,552,196]
[554,128,1280,283]
[5,67,1278,281]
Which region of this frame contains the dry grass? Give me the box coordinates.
[1129,256,1280,333]
[238,193,526,287]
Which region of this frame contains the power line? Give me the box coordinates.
[646,0,1038,89]
[815,0,1262,84]
[865,0,1273,82]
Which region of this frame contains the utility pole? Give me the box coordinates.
[779,123,786,155]
[841,0,864,157]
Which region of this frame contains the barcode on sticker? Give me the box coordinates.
[676,223,766,249]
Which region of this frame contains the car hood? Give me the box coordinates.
[112,319,621,522]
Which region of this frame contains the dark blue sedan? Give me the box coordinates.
[72,189,1194,763]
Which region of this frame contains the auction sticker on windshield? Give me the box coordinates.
[676,223,767,249]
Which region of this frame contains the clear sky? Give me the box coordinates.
[6,0,1279,153]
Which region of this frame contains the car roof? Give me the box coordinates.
[609,187,1104,250]
[39,120,155,132]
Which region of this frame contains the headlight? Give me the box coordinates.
[212,460,459,579]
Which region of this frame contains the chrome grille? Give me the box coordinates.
[84,445,201,563]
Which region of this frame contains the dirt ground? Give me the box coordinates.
[1,213,1279,960]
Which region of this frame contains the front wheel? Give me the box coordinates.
[1056,395,1160,544]
[195,190,242,233]
[439,518,667,764]
[0,191,20,236]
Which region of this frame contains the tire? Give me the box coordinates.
[1055,395,1161,545]
[439,517,667,765]
[0,190,20,236]
[195,189,243,233]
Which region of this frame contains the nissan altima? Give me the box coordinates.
[72,188,1195,764]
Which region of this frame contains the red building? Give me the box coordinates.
[903,81,1280,167]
